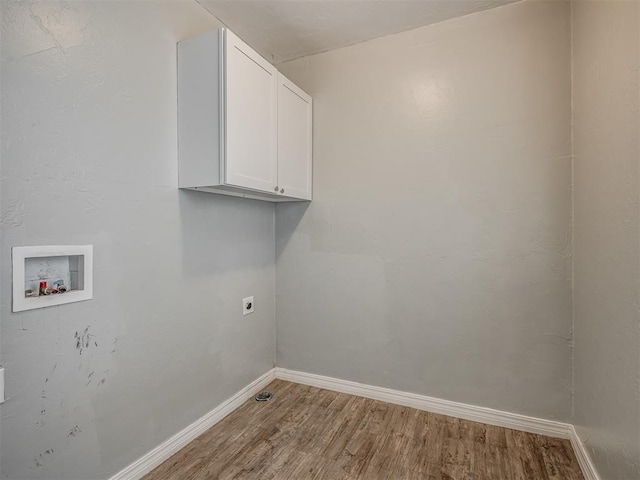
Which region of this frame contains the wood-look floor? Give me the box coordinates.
[144,380,584,480]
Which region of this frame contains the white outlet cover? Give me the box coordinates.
[0,366,4,404]
[243,296,254,315]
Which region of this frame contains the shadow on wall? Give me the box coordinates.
[178,189,276,275]
[275,201,310,260]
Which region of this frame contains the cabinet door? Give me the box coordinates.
[224,30,278,193]
[277,73,312,200]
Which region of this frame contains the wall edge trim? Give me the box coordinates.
[274,368,573,439]
[108,368,276,480]
[569,426,602,480]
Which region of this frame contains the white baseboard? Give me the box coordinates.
[274,368,573,439]
[569,426,601,480]
[109,368,276,480]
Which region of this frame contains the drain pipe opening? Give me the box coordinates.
[255,391,273,402]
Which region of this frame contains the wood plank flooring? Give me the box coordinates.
[143,380,584,480]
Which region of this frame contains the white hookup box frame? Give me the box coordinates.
[12,245,93,312]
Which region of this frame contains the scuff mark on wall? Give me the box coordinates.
[44,363,57,384]
[34,449,54,468]
[85,369,110,388]
[74,326,95,355]
[35,389,49,429]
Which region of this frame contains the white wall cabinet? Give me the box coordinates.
[225,31,278,194]
[178,29,312,202]
[277,73,313,200]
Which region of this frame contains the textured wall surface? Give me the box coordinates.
[572,1,640,478]
[276,0,573,421]
[0,2,275,478]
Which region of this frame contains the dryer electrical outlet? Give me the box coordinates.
[243,296,254,315]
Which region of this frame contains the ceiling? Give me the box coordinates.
[197,0,520,64]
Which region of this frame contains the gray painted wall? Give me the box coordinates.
[572,1,640,478]
[0,2,275,478]
[276,0,573,421]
